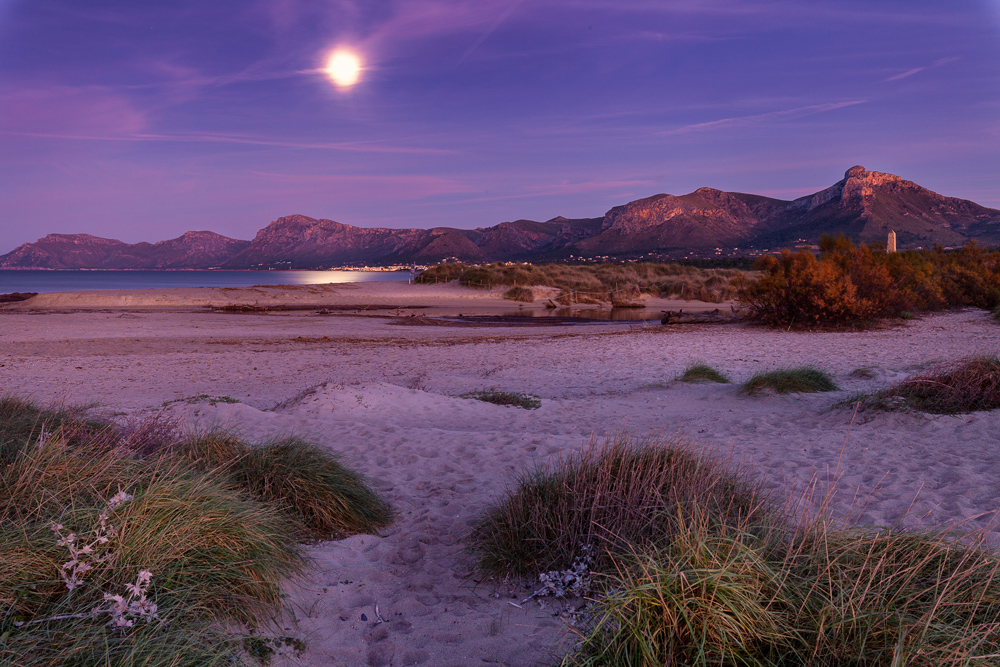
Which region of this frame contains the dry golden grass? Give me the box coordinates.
[419,262,748,304]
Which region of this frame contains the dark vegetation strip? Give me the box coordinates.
[418,261,747,304]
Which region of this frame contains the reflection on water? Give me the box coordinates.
[0,269,408,294]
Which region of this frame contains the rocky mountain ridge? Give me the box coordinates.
[2,166,997,270]
[0,231,250,270]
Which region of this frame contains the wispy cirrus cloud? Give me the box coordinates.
[0,87,148,136]
[659,100,866,135]
[885,67,925,82]
[447,178,656,205]
[883,55,961,82]
[248,170,476,201]
[0,127,455,155]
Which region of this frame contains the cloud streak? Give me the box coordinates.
[659,100,867,135]
[885,67,925,81]
[0,129,455,155]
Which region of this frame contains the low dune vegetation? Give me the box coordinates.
[740,367,839,395]
[738,236,1000,328]
[849,355,1000,415]
[0,397,392,667]
[471,435,1000,667]
[417,261,747,304]
[460,390,542,410]
[678,363,731,384]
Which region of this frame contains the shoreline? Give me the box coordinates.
[0,281,733,316]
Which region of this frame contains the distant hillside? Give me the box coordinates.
[0,231,249,269]
[2,166,997,269]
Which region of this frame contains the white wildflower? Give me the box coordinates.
[107,491,134,509]
[525,544,594,602]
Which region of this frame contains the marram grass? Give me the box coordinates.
[467,433,779,577]
[679,363,731,384]
[471,434,1000,667]
[461,390,542,410]
[176,433,395,539]
[0,396,393,667]
[740,367,839,395]
[850,355,1000,414]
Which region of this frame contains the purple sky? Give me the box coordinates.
[1,1,998,251]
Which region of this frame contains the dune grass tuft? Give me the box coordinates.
[1,439,303,665]
[471,434,1000,667]
[467,434,778,577]
[461,390,541,410]
[678,363,730,384]
[0,396,393,666]
[175,433,395,539]
[740,367,839,395]
[504,286,535,302]
[853,355,1000,414]
[560,520,1000,667]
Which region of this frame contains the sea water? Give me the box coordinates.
[0,270,409,294]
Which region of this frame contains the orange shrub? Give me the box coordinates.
[739,237,1000,327]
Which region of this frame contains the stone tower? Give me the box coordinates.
[887,230,896,253]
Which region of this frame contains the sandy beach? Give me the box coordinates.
[2,283,999,666]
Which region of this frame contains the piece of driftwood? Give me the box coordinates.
[660,308,733,325]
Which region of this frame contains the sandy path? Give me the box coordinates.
[1,306,999,666]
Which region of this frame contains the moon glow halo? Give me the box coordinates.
[324,50,362,88]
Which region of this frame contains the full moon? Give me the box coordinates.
[325,50,362,88]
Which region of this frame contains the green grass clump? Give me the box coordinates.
[176,433,394,539]
[561,520,1000,667]
[461,390,542,410]
[1,440,303,665]
[0,397,393,666]
[471,435,1000,667]
[740,367,839,395]
[0,396,116,461]
[678,363,730,384]
[853,355,1000,414]
[993,305,1000,323]
[467,435,777,577]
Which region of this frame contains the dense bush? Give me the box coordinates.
[738,237,1000,327]
[504,285,535,302]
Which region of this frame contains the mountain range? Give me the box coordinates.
[3,166,998,270]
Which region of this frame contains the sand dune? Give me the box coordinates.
[1,297,998,666]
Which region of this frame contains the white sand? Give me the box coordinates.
[2,289,999,666]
